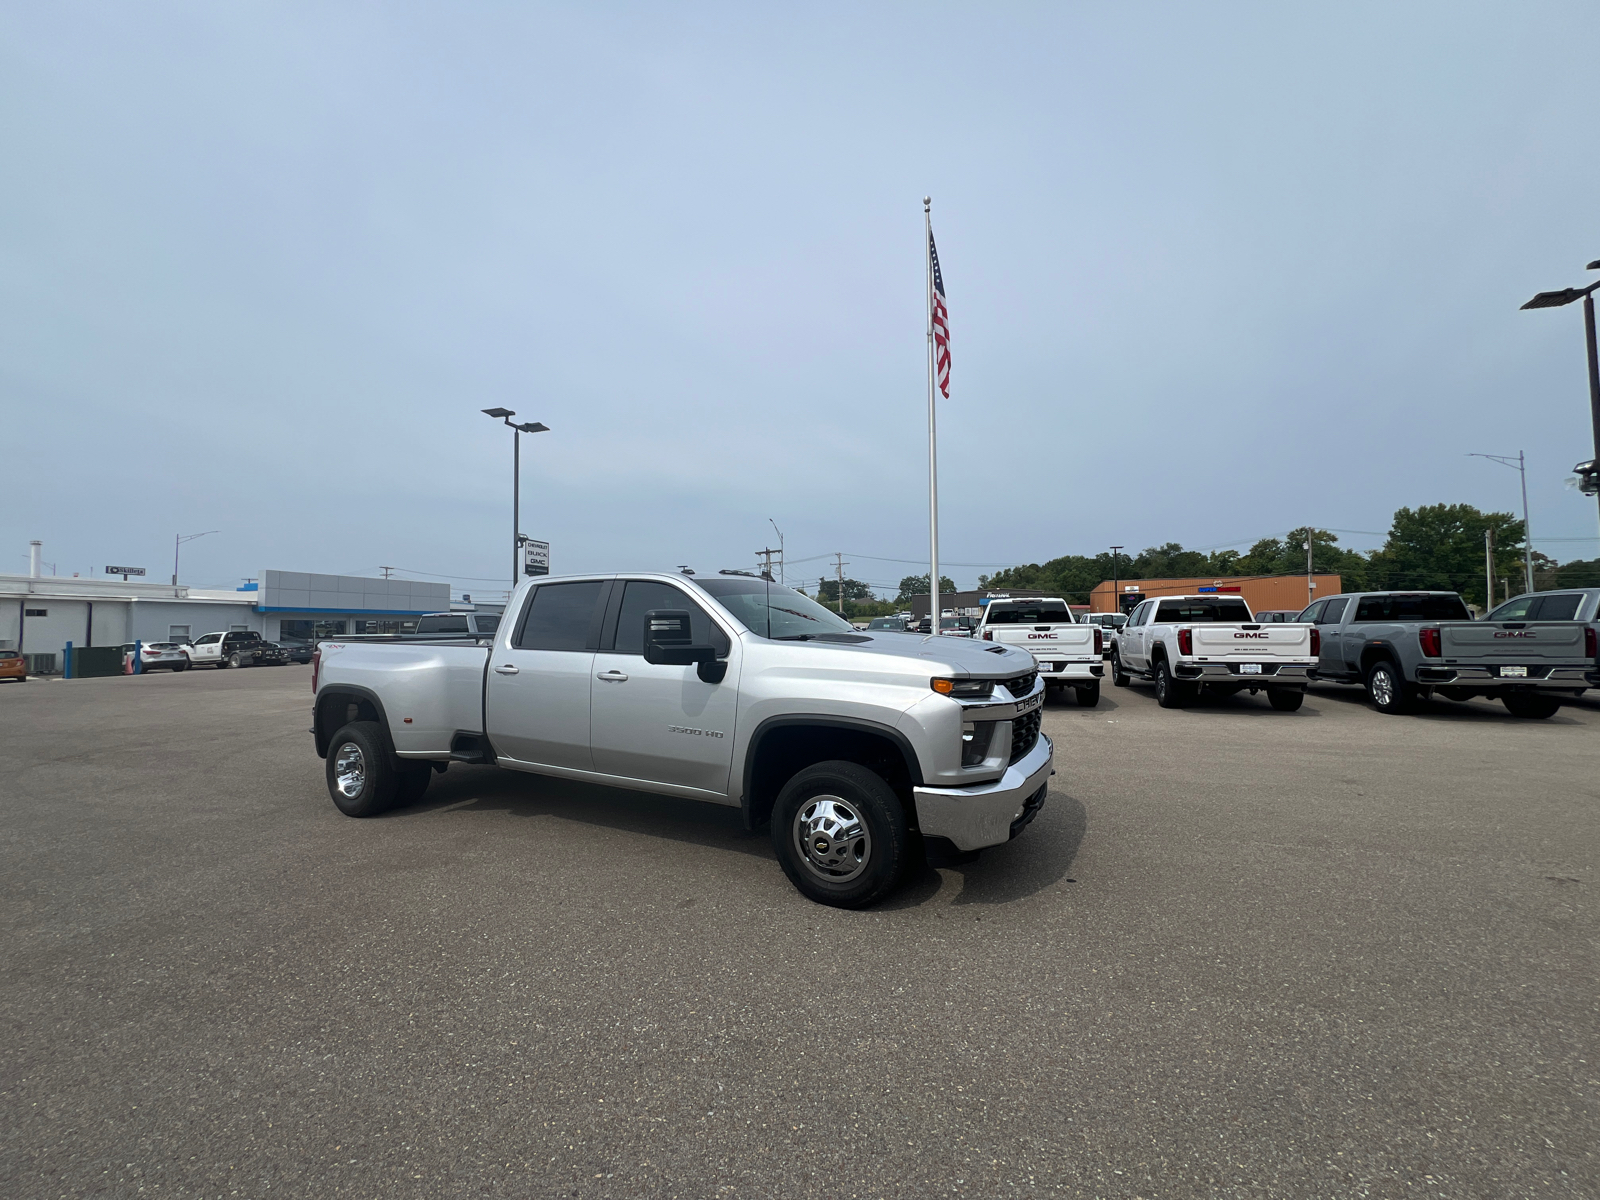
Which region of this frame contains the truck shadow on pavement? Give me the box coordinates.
[1306,683,1588,723]
[396,767,1088,908]
[398,766,776,860]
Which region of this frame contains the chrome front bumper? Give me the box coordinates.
[913,733,1054,852]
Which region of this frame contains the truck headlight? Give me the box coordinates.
[961,721,997,766]
[931,677,995,699]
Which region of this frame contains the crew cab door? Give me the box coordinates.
[1308,597,1349,675]
[589,579,739,796]
[1121,602,1152,668]
[188,633,222,665]
[484,579,607,772]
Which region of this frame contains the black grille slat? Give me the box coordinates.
[1009,708,1041,764]
[1001,670,1037,698]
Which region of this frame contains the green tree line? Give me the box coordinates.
[977,503,1600,610]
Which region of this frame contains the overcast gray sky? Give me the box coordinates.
[4,2,1599,598]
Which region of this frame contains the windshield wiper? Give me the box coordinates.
[775,634,818,641]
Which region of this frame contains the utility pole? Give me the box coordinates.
[1109,546,1123,613]
[768,519,785,585]
[755,547,779,581]
[834,552,848,615]
[1305,526,1315,608]
[1468,451,1535,595]
[1484,528,1495,614]
[379,566,395,580]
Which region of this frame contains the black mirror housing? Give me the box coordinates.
[642,609,724,682]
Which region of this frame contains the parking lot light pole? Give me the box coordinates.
[1521,262,1600,536]
[1109,546,1123,612]
[172,530,218,586]
[482,409,550,587]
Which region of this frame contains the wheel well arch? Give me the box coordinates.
[314,686,391,758]
[740,717,922,832]
[1357,643,1400,677]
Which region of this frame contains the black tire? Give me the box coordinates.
[172,661,188,672]
[1364,659,1412,715]
[395,759,433,806]
[1154,659,1189,709]
[324,721,400,817]
[771,760,909,908]
[1074,681,1100,707]
[1268,688,1305,712]
[1110,648,1129,687]
[1502,693,1561,719]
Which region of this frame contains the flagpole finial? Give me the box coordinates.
[923,196,930,210]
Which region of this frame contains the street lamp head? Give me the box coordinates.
[1587,260,1600,271]
[1521,288,1585,310]
[481,407,515,419]
[515,421,549,433]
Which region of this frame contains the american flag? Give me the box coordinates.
[929,228,950,398]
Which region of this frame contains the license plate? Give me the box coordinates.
[1501,665,1528,678]
[1239,663,1262,675]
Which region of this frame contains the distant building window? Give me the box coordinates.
[25,608,47,617]
[169,625,191,642]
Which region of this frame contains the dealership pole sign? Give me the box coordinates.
[106,566,146,580]
[522,540,550,577]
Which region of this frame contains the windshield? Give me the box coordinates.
[697,578,857,639]
[866,618,905,630]
[985,602,1071,625]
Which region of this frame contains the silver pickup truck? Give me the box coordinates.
[311,572,1054,907]
[1303,590,1597,717]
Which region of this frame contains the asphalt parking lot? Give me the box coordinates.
[3,667,1597,1199]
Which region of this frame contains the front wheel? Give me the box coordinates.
[1074,681,1100,707]
[1503,693,1561,719]
[771,760,910,908]
[324,721,399,817]
[1110,649,1129,687]
[1268,688,1305,712]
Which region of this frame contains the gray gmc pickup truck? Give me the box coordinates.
[310,572,1055,907]
[1302,591,1597,717]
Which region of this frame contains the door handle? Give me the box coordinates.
[596,670,629,682]
[493,664,519,675]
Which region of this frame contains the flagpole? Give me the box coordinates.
[924,196,940,635]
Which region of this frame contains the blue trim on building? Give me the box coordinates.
[255,606,438,615]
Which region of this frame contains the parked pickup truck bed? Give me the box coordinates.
[975,597,1103,707]
[1110,594,1316,710]
[312,572,1056,907]
[1304,590,1597,718]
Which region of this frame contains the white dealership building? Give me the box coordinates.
[1,550,453,673]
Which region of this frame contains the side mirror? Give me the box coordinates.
[642,609,727,683]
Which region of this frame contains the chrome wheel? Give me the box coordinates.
[333,742,366,798]
[1370,666,1395,707]
[792,795,871,883]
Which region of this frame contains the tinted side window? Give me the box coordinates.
[1320,598,1348,625]
[1531,594,1582,621]
[515,582,604,651]
[613,581,728,656]
[1354,597,1387,621]
[1489,596,1535,622]
[197,633,221,645]
[1299,601,1327,624]
[474,614,501,633]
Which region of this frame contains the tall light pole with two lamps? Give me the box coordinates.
[1521,259,1600,535]
[481,408,549,589]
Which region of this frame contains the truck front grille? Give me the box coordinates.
[1001,670,1037,698]
[1010,708,1041,764]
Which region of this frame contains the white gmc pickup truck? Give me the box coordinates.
[974,597,1103,707]
[311,572,1054,907]
[1110,594,1316,710]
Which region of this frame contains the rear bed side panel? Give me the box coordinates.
[315,642,491,758]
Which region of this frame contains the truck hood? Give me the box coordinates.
[768,631,1037,678]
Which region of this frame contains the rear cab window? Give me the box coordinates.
[1154,599,1252,623]
[984,602,1073,625]
[1354,594,1472,622]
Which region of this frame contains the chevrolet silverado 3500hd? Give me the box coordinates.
[311,572,1054,907]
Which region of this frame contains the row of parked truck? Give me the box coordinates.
[977,587,1599,719]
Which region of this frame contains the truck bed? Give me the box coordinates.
[316,640,490,757]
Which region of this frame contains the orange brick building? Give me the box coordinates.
[1089,574,1342,615]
